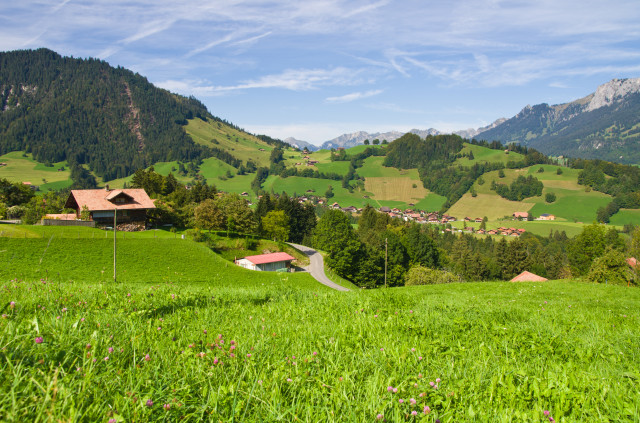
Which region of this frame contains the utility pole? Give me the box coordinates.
[113,207,117,283]
[384,237,388,288]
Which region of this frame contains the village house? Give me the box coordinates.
[513,212,529,220]
[235,252,295,272]
[537,213,556,221]
[64,187,155,226]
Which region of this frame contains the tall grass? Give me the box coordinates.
[1,279,639,421]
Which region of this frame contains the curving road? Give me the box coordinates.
[288,243,350,291]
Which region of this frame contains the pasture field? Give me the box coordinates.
[466,167,613,223]
[0,151,72,192]
[184,118,282,168]
[610,209,640,227]
[364,177,430,204]
[357,156,420,178]
[1,269,639,421]
[450,220,594,239]
[447,193,534,221]
[455,144,525,166]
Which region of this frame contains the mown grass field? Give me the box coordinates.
[364,177,430,204]
[2,245,639,422]
[0,151,72,192]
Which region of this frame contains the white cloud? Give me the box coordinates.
[325,89,383,103]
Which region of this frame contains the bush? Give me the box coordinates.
[545,192,556,203]
[588,249,634,286]
[404,266,460,286]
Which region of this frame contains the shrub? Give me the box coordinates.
[588,249,634,286]
[545,192,556,203]
[404,266,460,285]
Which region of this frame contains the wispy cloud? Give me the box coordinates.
[326,89,383,103]
[158,67,364,96]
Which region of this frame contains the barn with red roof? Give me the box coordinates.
[235,252,296,272]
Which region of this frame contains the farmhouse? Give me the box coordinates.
[513,212,529,220]
[235,252,295,272]
[538,213,556,221]
[64,187,155,226]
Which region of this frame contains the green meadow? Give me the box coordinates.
[0,151,72,192]
[1,231,639,421]
[455,143,525,166]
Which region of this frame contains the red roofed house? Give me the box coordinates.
[64,187,155,226]
[235,252,295,272]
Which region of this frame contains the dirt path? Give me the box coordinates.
[288,243,350,292]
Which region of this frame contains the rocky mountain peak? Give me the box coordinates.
[585,78,640,112]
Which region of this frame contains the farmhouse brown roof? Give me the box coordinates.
[510,271,548,282]
[244,252,295,265]
[65,189,156,211]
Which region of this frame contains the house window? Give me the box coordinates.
[115,197,126,203]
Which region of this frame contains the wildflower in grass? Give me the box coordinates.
[380,348,384,351]
[436,378,441,383]
[80,318,85,322]
[410,398,416,405]
[418,356,423,360]
[429,381,435,387]
[423,406,430,414]
[144,354,151,361]
[109,419,116,423]
[163,403,171,410]
[287,378,292,382]
[376,414,383,420]
[411,348,415,352]
[411,411,418,416]
[9,301,15,309]
[312,351,318,356]
[247,353,252,358]
[108,347,114,354]
[62,307,67,313]
[35,336,43,344]
[146,399,153,407]
[203,329,207,334]
[86,343,91,350]
[399,399,404,404]
[387,386,394,392]
[104,356,109,361]
[393,387,398,393]
[2,314,6,318]
[414,383,418,388]
[213,358,219,365]
[157,327,162,331]
[544,411,550,416]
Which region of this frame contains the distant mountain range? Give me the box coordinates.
[476,78,640,164]
[285,78,640,164]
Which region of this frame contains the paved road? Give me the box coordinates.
[288,243,350,291]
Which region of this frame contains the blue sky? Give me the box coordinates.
[2,0,640,145]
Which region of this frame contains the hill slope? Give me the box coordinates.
[0,49,288,184]
[477,78,640,164]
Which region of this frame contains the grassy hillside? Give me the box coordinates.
[0,227,320,288]
[0,151,72,192]
[2,270,639,420]
[449,165,612,223]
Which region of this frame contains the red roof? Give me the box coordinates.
[65,189,156,211]
[511,271,548,282]
[244,252,295,265]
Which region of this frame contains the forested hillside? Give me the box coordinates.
[0,49,247,183]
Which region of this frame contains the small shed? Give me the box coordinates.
[510,271,548,282]
[235,252,295,272]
